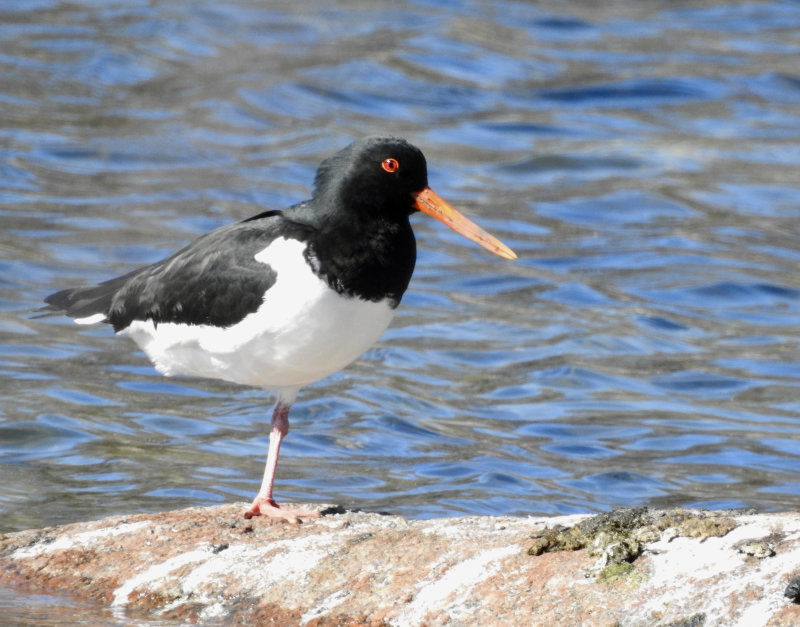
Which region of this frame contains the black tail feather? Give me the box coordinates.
[44,275,129,323]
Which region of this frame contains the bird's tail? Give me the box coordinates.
[43,276,127,325]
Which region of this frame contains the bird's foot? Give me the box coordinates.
[243,497,320,524]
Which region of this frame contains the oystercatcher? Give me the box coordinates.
[45,136,516,522]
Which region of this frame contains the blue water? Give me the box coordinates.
[2,0,800,552]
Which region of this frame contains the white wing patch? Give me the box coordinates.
[121,237,395,389]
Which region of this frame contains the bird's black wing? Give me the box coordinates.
[45,211,308,332]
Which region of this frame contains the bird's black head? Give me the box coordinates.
[291,135,517,261]
[312,136,429,221]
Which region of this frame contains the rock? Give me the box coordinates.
[784,574,800,603]
[2,505,800,625]
[735,538,777,559]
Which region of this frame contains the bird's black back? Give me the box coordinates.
[46,212,305,331]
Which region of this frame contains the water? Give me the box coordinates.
[2,0,800,547]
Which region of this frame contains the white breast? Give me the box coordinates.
[121,237,396,389]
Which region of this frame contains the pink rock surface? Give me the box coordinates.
[2,504,800,625]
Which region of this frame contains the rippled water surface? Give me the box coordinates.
[3,0,800,553]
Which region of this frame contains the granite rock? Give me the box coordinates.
[2,505,800,625]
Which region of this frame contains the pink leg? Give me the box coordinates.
[244,396,319,523]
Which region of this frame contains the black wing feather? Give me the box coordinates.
[46,211,306,332]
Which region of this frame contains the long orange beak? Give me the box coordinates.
[413,187,517,260]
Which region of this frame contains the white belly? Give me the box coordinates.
[121,237,396,389]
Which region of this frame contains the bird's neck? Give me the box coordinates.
[306,216,416,307]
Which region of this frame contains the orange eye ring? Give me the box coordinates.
[381,158,399,173]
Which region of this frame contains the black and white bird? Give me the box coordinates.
[45,136,516,522]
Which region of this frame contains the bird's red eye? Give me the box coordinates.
[381,158,399,173]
